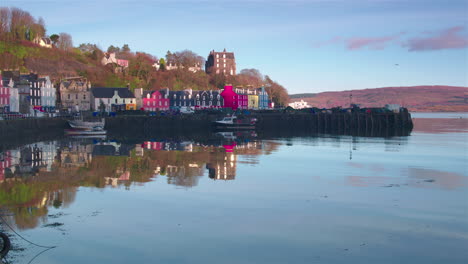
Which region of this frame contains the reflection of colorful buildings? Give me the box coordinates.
[0,151,11,182]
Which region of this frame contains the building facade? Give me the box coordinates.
[142,90,170,111]
[30,76,56,113]
[257,87,269,109]
[91,88,136,112]
[0,74,10,113]
[205,49,236,75]
[59,78,92,112]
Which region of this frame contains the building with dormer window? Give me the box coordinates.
[91,87,136,112]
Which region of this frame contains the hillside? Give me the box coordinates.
[290,86,468,112]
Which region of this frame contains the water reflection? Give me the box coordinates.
[0,132,282,229]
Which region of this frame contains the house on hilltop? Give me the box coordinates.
[205,49,236,75]
[101,52,130,70]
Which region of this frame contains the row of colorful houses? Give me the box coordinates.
[1,71,272,115]
[1,72,56,116]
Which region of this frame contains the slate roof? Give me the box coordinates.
[91,88,135,98]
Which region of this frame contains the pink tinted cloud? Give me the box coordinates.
[346,34,402,50]
[405,26,468,51]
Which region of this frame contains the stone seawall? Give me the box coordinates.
[105,111,413,139]
[0,118,68,151]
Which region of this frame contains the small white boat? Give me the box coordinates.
[68,118,105,130]
[213,115,257,130]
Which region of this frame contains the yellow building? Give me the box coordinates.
[126,103,136,110]
[247,92,259,109]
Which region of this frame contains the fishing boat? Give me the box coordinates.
[212,115,257,130]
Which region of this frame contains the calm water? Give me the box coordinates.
[1,113,467,264]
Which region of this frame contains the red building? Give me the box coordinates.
[220,85,238,110]
[142,90,169,111]
[0,74,10,113]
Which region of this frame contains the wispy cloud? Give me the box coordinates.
[314,33,403,50]
[404,26,468,51]
[346,34,402,50]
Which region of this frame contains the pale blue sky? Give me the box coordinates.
[3,0,468,93]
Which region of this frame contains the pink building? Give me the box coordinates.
[143,142,164,150]
[0,151,11,182]
[220,85,238,110]
[142,90,169,111]
[234,87,249,109]
[0,74,10,113]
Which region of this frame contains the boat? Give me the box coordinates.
[212,115,257,130]
[68,118,105,130]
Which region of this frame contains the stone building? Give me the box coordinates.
[205,49,236,75]
[59,78,92,112]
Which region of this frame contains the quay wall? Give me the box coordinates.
[105,111,413,138]
[0,118,67,151]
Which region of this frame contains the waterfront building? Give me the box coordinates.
[142,89,170,111]
[30,76,56,113]
[91,87,136,112]
[220,85,238,110]
[288,100,310,109]
[169,89,194,110]
[205,49,236,75]
[193,90,224,109]
[234,87,249,110]
[59,78,92,112]
[247,89,259,110]
[257,86,269,109]
[0,74,10,113]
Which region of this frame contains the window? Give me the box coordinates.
[68,94,71,100]
[76,94,78,99]
[216,54,219,58]
[83,94,86,100]
[115,98,118,104]
[224,64,226,68]
[216,64,219,68]
[159,101,161,106]
[223,54,226,58]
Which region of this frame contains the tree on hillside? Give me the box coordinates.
[0,7,45,41]
[122,44,130,52]
[159,58,166,71]
[129,52,157,87]
[57,32,73,50]
[166,50,204,68]
[264,75,289,107]
[50,34,59,44]
[78,43,103,61]
[0,8,10,40]
[107,45,120,53]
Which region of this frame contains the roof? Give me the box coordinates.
[211,52,235,59]
[91,87,135,98]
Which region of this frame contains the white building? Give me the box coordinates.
[91,87,136,112]
[288,99,310,109]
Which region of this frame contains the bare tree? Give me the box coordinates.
[0,7,10,40]
[57,32,73,50]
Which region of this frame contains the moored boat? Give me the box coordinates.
[212,115,257,130]
[68,118,105,130]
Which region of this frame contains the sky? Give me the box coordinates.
[2,0,468,94]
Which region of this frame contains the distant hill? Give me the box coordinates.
[289,86,468,112]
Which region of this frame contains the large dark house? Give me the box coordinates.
[205,49,236,76]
